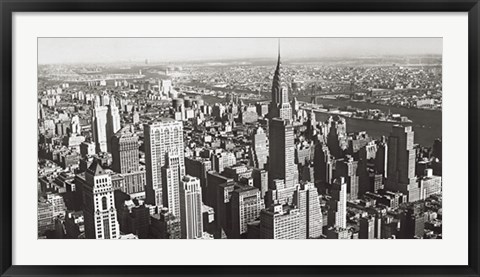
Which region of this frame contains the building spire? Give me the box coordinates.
[277,38,281,68]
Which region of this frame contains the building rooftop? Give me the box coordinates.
[86,160,105,176]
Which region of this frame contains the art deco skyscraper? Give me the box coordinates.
[91,95,108,153]
[268,118,297,188]
[386,125,420,202]
[269,41,292,121]
[144,118,185,207]
[180,175,203,239]
[106,96,121,153]
[83,161,119,239]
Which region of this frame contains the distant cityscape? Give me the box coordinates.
[38,38,442,239]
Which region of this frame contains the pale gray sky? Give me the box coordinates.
[38,37,442,64]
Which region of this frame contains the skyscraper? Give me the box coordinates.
[111,126,146,195]
[375,138,388,179]
[161,151,182,218]
[185,156,212,201]
[106,96,121,153]
[91,95,108,153]
[386,125,420,202]
[326,116,348,158]
[335,155,360,201]
[144,118,185,206]
[252,168,268,199]
[359,216,375,239]
[231,185,264,239]
[294,182,323,238]
[268,118,297,188]
[269,41,292,120]
[83,161,120,239]
[180,175,203,239]
[111,126,139,174]
[328,177,347,229]
[399,207,425,239]
[250,126,268,170]
[358,141,378,196]
[314,143,334,193]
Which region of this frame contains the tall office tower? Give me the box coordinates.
[335,155,360,201]
[252,168,268,199]
[359,216,375,239]
[386,125,420,202]
[294,182,323,238]
[432,138,442,161]
[106,96,121,153]
[327,177,347,229]
[231,185,264,239]
[144,118,185,206]
[111,126,139,174]
[357,142,378,197]
[399,207,425,239]
[326,116,348,158]
[259,204,302,239]
[111,126,145,195]
[91,96,108,153]
[185,157,212,201]
[269,42,292,120]
[314,143,334,193]
[268,118,297,188]
[305,110,318,141]
[179,175,203,239]
[161,151,183,217]
[250,127,268,170]
[83,161,119,239]
[375,138,388,179]
[373,214,383,239]
[216,181,236,236]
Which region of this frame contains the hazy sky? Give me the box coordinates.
[38,37,442,64]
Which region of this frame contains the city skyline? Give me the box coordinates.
[38,37,442,65]
[37,38,442,240]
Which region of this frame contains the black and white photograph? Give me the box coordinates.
[37,37,443,240]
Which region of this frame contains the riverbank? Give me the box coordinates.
[191,93,441,147]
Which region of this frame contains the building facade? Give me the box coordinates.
[144,118,185,206]
[180,175,203,239]
[83,161,120,239]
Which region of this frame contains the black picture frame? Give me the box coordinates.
[1,1,479,276]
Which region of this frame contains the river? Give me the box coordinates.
[190,94,441,148]
[299,97,441,147]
